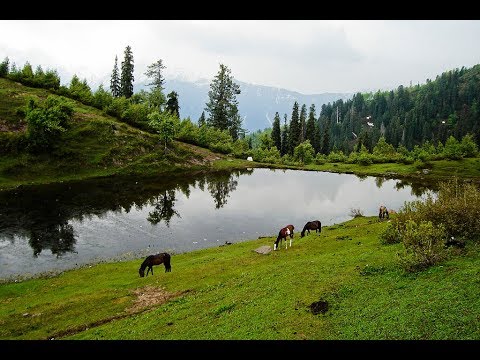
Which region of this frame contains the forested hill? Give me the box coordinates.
[317,64,480,153]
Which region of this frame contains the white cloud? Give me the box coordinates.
[1,20,479,94]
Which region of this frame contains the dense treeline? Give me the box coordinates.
[318,65,480,154]
[242,64,480,165]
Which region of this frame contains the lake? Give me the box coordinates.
[0,168,435,279]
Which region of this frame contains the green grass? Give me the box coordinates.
[1,216,479,340]
[302,157,480,181]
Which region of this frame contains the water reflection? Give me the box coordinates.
[0,168,437,278]
[30,222,76,257]
[0,170,249,259]
[147,190,180,226]
[207,172,239,209]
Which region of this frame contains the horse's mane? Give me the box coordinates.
[139,255,151,271]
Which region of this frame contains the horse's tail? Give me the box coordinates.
[164,253,172,272]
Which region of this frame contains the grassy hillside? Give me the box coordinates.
[2,77,480,192]
[1,215,479,340]
[0,78,253,190]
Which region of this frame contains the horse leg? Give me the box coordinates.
[289,238,292,248]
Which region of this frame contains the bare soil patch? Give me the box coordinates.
[127,285,190,313]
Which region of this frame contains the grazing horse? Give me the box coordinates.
[274,224,294,251]
[301,220,322,237]
[379,205,389,220]
[139,252,172,277]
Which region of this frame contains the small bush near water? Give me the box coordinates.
[380,178,480,272]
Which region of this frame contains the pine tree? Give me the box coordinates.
[120,45,134,98]
[321,120,330,155]
[198,111,206,126]
[299,104,307,143]
[281,114,289,156]
[229,113,245,141]
[205,63,243,139]
[0,57,10,77]
[289,101,301,155]
[313,121,321,154]
[271,112,281,151]
[110,55,121,97]
[166,91,180,118]
[145,59,166,91]
[306,104,317,152]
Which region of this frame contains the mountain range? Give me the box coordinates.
[135,78,353,133]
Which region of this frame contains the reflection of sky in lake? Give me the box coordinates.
[0,169,429,279]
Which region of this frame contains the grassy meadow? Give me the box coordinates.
[1,216,479,340]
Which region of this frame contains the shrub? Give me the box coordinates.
[314,153,326,165]
[409,179,480,241]
[327,150,347,163]
[398,220,448,272]
[356,152,373,166]
[293,140,315,164]
[25,96,74,152]
[349,208,364,218]
[379,221,402,245]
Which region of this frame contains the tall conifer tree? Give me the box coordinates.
[110,55,121,97]
[120,45,134,98]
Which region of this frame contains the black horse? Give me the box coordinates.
[139,252,172,277]
[300,220,321,237]
[274,224,294,251]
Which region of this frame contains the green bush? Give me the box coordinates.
[409,179,480,241]
[379,222,402,245]
[327,150,347,163]
[398,220,448,272]
[25,95,74,152]
[356,153,373,166]
[293,141,314,164]
[399,156,414,165]
[314,153,326,165]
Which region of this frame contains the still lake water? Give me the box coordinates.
[0,168,435,279]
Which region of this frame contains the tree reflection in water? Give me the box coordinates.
[147,190,180,226]
[207,172,239,209]
[29,222,77,257]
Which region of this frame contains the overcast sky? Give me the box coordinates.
[1,20,480,94]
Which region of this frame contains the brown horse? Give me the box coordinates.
[379,205,389,220]
[274,224,294,251]
[300,220,322,237]
[139,252,171,277]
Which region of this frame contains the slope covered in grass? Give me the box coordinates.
[1,216,478,340]
[0,78,253,190]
